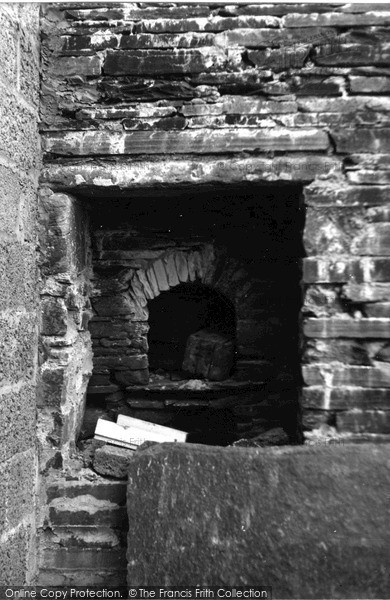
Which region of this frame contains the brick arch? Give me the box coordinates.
[127,244,217,310]
[127,244,253,312]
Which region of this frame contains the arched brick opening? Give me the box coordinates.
[81,182,304,446]
[148,280,236,377]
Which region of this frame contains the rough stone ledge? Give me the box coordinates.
[42,129,330,157]
[41,155,341,190]
[126,442,390,595]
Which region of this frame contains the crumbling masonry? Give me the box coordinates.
[1,2,390,592]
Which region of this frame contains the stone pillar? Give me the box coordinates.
[0,4,41,585]
[38,190,93,467]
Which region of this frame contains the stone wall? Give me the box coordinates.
[35,1,390,587]
[0,3,41,585]
[40,2,390,439]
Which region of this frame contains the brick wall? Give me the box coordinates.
[0,3,41,585]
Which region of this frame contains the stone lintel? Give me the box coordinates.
[41,155,341,191]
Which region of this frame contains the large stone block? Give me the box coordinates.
[43,129,330,157]
[127,443,390,597]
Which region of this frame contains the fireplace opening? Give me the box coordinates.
[148,281,236,379]
[78,182,304,449]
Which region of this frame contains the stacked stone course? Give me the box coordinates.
[40,2,390,439]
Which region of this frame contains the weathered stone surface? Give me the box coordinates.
[314,43,390,66]
[94,354,148,370]
[104,48,227,76]
[43,129,330,156]
[298,96,390,112]
[302,364,390,388]
[127,443,390,596]
[216,27,336,48]
[303,257,390,284]
[93,444,135,479]
[304,317,390,338]
[337,409,390,434]
[365,303,390,318]
[333,128,390,153]
[183,330,235,381]
[41,297,67,336]
[56,56,101,77]
[119,32,216,50]
[115,369,149,386]
[222,96,297,114]
[303,386,390,410]
[91,295,135,317]
[135,16,280,34]
[347,170,390,185]
[342,282,390,302]
[284,12,390,27]
[0,3,40,586]
[303,338,375,366]
[234,426,290,447]
[351,223,390,255]
[350,76,390,93]
[42,156,340,189]
[305,184,390,207]
[248,47,310,71]
[66,6,211,21]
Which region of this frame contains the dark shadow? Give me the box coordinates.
[148,281,236,375]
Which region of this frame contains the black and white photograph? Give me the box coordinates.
[0,0,390,597]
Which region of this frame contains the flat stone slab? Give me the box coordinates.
[127,443,390,597]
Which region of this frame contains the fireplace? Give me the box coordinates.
[79,182,304,446]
